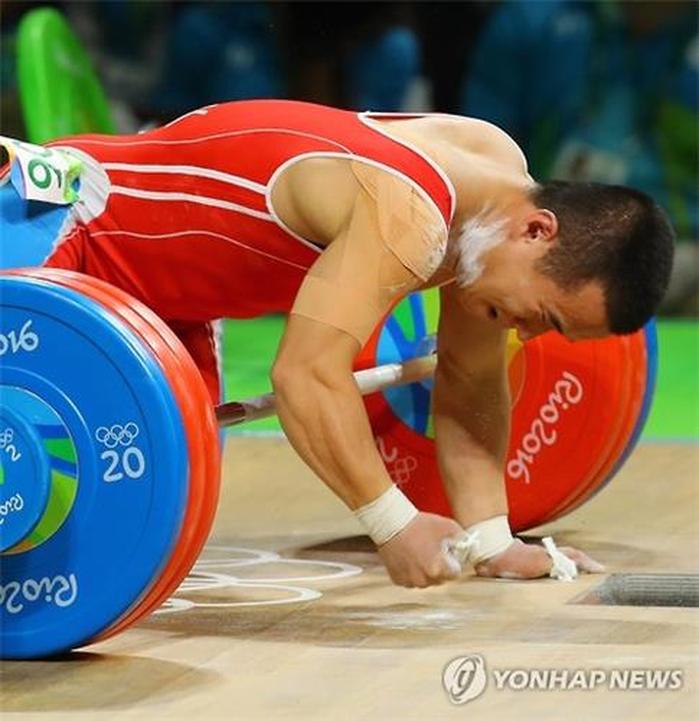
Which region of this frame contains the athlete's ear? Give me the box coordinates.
[522,208,557,245]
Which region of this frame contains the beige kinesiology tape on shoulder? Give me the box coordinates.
[350,162,448,282]
[291,162,449,345]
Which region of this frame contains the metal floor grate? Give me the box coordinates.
[572,574,699,608]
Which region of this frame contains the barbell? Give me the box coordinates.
[0,268,657,659]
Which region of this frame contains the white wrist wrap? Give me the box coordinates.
[354,485,419,546]
[446,515,514,566]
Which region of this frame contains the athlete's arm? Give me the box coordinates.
[273,182,465,588]
[433,284,605,579]
[273,312,391,509]
[272,186,423,510]
[433,281,511,527]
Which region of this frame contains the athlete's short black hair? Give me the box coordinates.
[532,181,675,334]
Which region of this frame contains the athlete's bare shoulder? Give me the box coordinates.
[428,115,529,175]
[373,115,530,177]
[452,117,528,172]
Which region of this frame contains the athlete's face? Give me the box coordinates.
[461,211,610,342]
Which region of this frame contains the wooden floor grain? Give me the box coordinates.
[2,439,698,721]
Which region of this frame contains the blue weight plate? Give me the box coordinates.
[0,275,189,659]
[377,293,434,436]
[0,405,51,552]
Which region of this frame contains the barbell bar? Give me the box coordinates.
[214,352,438,427]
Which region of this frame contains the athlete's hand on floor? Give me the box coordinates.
[473,538,605,579]
[377,512,465,588]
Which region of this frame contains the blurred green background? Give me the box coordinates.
[222,318,699,441]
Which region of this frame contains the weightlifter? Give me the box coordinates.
[0,100,674,588]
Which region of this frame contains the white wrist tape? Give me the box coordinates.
[446,515,514,566]
[354,485,419,546]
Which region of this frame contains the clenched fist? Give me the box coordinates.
[377,512,466,588]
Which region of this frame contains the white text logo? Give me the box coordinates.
[0,573,78,614]
[507,371,583,484]
[0,320,39,357]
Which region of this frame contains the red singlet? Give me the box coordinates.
[45,100,455,401]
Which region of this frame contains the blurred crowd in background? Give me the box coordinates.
[1,0,697,315]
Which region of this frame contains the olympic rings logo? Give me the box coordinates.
[0,428,15,450]
[376,436,418,487]
[388,456,418,486]
[155,545,362,615]
[95,423,140,449]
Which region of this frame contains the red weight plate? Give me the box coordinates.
[504,332,631,530]
[546,329,648,522]
[360,305,638,532]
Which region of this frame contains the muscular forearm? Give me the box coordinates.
[273,367,394,510]
[433,366,510,527]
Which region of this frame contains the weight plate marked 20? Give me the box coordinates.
[0,275,189,659]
